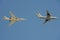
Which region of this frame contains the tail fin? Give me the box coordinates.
[36,12,42,18]
[3,16,10,20]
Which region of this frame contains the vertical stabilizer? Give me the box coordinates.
[36,12,42,18]
[3,16,10,20]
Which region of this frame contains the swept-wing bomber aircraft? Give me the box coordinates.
[3,11,26,25]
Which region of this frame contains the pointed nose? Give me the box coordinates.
[17,18,26,21]
[54,17,58,20]
[55,17,58,19]
[20,18,26,20]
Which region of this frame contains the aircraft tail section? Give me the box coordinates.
[3,16,10,20]
[36,13,42,18]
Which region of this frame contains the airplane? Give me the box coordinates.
[3,11,26,25]
[36,10,57,24]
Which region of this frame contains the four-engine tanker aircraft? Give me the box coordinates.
[3,11,26,25]
[36,10,57,24]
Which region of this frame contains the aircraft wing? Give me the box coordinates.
[9,20,16,26]
[43,19,49,24]
[9,11,16,18]
[46,10,51,17]
[43,10,52,24]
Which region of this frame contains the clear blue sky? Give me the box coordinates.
[0,0,60,40]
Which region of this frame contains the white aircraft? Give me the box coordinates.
[3,11,26,25]
[36,10,57,24]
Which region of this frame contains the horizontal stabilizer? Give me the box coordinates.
[36,13,42,18]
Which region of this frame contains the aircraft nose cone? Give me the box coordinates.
[20,18,26,20]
